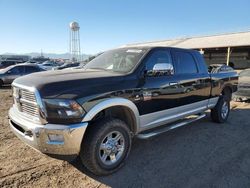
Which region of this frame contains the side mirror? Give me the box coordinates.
[153,63,173,71]
[146,63,174,77]
[7,70,11,74]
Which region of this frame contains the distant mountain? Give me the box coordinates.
[1,52,91,60]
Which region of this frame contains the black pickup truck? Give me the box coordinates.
[9,47,238,175]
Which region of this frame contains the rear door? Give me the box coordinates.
[171,49,211,108]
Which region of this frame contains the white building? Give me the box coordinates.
[123,31,250,69]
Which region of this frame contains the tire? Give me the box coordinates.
[211,96,230,123]
[80,118,132,176]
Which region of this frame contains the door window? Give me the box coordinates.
[173,51,198,74]
[145,49,174,75]
[9,66,24,74]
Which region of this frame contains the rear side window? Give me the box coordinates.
[173,51,198,74]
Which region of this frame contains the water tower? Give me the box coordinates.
[69,21,81,62]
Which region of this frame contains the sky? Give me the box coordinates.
[0,0,250,55]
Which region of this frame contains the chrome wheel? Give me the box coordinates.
[99,131,125,166]
[221,101,229,119]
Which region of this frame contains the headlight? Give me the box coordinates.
[43,99,85,124]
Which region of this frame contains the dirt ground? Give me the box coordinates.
[1,86,250,188]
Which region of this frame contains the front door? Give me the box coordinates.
[136,48,181,115]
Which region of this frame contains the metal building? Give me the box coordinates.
[123,31,250,69]
[69,21,81,62]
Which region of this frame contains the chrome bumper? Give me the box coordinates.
[9,107,88,156]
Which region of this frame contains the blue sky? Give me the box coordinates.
[0,0,250,54]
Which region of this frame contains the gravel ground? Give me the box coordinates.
[1,86,250,188]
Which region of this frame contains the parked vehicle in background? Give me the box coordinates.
[9,47,238,176]
[24,60,39,64]
[54,62,80,70]
[0,60,23,69]
[208,64,235,73]
[38,61,59,70]
[0,64,44,87]
[32,56,50,64]
[233,69,250,101]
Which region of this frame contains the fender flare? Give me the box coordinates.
[81,98,140,133]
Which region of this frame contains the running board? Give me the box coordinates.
[137,114,206,139]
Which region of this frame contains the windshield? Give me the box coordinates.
[240,69,250,77]
[84,48,147,73]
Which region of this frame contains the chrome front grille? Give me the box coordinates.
[13,87,39,118]
[20,103,39,117]
[20,89,36,103]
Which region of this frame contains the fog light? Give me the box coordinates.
[48,134,64,142]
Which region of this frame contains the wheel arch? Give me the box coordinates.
[221,84,233,100]
[82,98,140,134]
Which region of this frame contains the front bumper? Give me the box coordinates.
[9,107,88,157]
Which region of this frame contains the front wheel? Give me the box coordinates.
[80,118,132,176]
[211,96,230,123]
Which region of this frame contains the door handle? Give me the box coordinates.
[169,82,178,86]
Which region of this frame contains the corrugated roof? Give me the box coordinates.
[123,31,250,49]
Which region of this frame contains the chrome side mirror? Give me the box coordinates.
[153,63,173,71]
[147,63,174,77]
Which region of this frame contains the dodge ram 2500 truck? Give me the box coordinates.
[9,47,238,175]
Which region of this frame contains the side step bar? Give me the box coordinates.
[137,114,206,139]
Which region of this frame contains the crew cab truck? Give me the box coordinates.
[9,47,238,175]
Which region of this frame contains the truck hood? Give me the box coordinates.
[13,69,126,99]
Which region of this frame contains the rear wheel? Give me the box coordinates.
[211,96,230,123]
[80,118,132,176]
